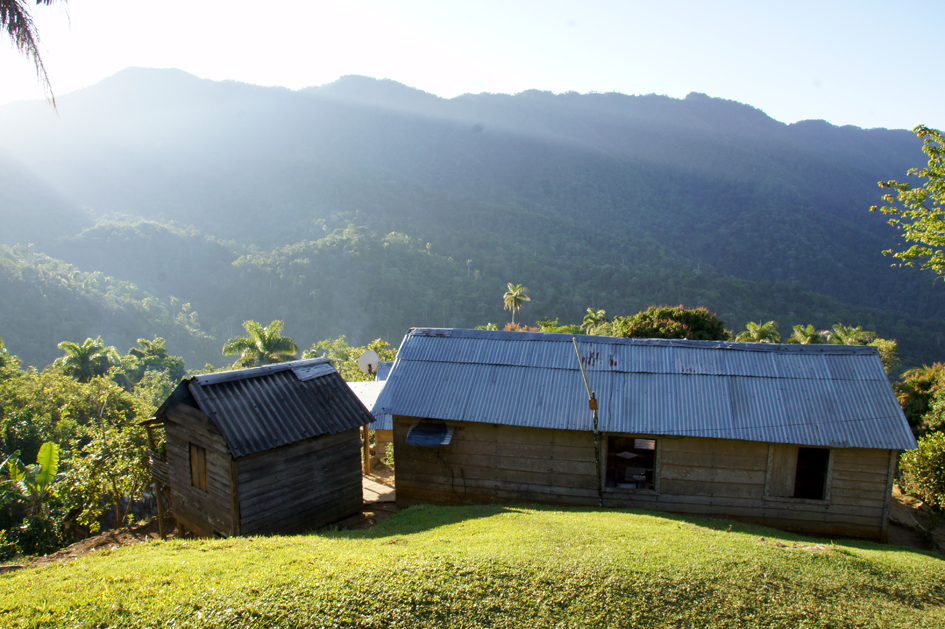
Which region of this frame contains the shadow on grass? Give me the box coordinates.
[325,500,943,562]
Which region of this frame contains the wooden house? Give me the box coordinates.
[373,328,917,541]
[152,358,372,537]
[347,361,395,466]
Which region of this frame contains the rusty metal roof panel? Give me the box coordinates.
[374,328,916,450]
[173,358,373,458]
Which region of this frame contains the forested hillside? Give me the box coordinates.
[0,68,941,368]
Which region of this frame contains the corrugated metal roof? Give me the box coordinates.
[374,328,917,450]
[161,358,374,458]
[346,381,393,430]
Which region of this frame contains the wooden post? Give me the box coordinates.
[362,425,371,475]
[144,423,166,541]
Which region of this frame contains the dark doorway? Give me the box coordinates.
[793,447,829,500]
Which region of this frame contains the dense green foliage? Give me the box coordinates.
[900,432,945,511]
[302,336,397,382]
[611,306,728,341]
[0,243,216,368]
[872,126,945,275]
[1,505,943,627]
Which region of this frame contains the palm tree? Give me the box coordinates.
[54,336,120,382]
[824,324,875,345]
[787,324,824,345]
[128,336,186,381]
[223,320,299,368]
[735,321,781,343]
[581,308,608,335]
[1,0,64,104]
[502,283,530,325]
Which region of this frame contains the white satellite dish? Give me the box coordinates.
[358,350,380,376]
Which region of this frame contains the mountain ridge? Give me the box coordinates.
[0,68,939,369]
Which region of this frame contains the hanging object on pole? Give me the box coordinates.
[573,338,603,508]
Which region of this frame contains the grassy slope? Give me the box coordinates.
[2,505,943,628]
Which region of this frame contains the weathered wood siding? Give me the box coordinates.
[394,418,598,507]
[236,429,362,535]
[393,416,894,540]
[165,404,234,536]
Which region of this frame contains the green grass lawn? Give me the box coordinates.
[2,505,943,628]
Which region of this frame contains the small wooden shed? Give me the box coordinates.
[152,358,372,537]
[374,328,918,541]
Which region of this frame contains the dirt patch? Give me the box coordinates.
[29,517,180,569]
[759,537,830,552]
[367,467,395,487]
[886,485,943,554]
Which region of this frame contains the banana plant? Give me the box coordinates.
[3,442,61,515]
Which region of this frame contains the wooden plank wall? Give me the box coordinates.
[236,429,362,535]
[393,416,893,540]
[394,418,599,507]
[607,438,891,540]
[165,404,234,536]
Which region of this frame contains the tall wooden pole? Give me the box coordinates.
[573,338,603,508]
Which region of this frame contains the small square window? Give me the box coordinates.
[606,436,656,490]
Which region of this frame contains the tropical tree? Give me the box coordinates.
[612,306,727,341]
[786,324,824,345]
[735,321,781,343]
[4,441,60,516]
[503,283,530,325]
[1,0,65,103]
[54,337,120,383]
[223,320,299,368]
[126,336,186,382]
[824,324,874,345]
[870,125,945,276]
[581,308,609,335]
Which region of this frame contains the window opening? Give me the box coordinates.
[606,436,656,490]
[190,443,208,492]
[793,447,829,500]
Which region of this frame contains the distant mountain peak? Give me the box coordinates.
[304,75,442,112]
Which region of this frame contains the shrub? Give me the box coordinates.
[900,432,945,509]
[611,305,727,341]
[0,515,63,559]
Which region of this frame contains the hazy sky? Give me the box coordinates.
[1,0,940,130]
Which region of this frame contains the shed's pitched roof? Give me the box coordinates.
[157,358,373,458]
[374,328,917,450]
[347,381,393,430]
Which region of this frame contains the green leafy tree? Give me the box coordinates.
[581,308,609,335]
[302,336,397,382]
[824,324,875,345]
[871,126,945,275]
[222,320,299,368]
[5,441,60,516]
[900,432,945,509]
[786,324,824,345]
[899,363,945,435]
[869,338,900,377]
[53,337,120,383]
[536,317,582,334]
[735,321,781,343]
[502,283,530,325]
[126,337,186,382]
[611,306,727,341]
